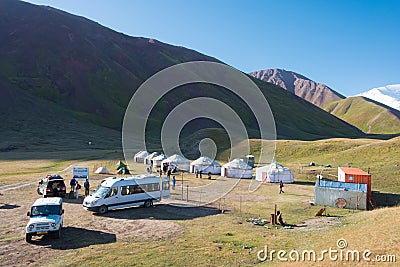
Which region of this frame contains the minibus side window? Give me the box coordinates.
[134,185,144,194]
[163,181,170,190]
[141,184,149,192]
[121,186,129,196]
[107,187,118,197]
[153,183,160,191]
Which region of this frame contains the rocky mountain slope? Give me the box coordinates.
[249,68,345,108]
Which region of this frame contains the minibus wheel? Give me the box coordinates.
[98,205,108,214]
[144,200,153,208]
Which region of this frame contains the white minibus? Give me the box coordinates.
[83,175,170,214]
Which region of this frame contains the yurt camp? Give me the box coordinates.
[190,156,221,174]
[144,152,159,165]
[221,158,253,178]
[162,154,190,172]
[152,154,167,167]
[255,163,294,183]
[133,151,150,163]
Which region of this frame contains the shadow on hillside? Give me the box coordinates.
[372,191,400,207]
[293,181,315,186]
[94,204,221,220]
[30,226,116,249]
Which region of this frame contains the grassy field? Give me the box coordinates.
[0,137,399,266]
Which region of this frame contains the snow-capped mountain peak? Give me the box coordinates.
[357,84,400,111]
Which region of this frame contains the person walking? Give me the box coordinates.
[84,179,90,197]
[70,177,76,192]
[279,180,284,194]
[75,181,81,199]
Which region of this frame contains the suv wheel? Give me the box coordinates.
[144,200,153,208]
[98,205,108,214]
[26,233,32,243]
[54,228,61,239]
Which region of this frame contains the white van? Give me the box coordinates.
[83,175,170,214]
[25,197,64,242]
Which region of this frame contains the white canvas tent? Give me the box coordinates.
[221,158,253,178]
[190,156,221,174]
[134,151,150,163]
[144,152,159,165]
[95,167,109,174]
[152,154,167,167]
[255,163,294,183]
[162,154,190,172]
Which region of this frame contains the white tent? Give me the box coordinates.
[255,163,294,183]
[162,154,190,172]
[152,154,167,167]
[190,156,221,174]
[144,152,159,165]
[221,158,253,179]
[95,167,109,174]
[134,151,150,163]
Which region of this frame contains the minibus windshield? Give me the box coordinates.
[92,186,110,198]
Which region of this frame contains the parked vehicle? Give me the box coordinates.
[37,174,66,198]
[83,175,170,214]
[25,197,64,243]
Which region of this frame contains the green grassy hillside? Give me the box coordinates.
[324,96,400,134]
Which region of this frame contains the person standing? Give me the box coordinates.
[70,177,76,192]
[279,180,284,194]
[84,179,90,197]
[172,176,176,190]
[75,181,81,199]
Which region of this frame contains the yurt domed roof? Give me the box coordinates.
[191,156,221,166]
[223,158,252,169]
[163,154,190,164]
[152,154,167,161]
[135,151,150,158]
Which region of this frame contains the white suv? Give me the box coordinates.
[25,197,64,243]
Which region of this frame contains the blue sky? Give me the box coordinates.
[24,0,400,96]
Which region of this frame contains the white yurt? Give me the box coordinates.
[162,154,190,172]
[134,151,150,163]
[95,167,109,174]
[255,163,294,183]
[221,158,253,178]
[152,154,167,167]
[190,156,221,174]
[144,152,159,165]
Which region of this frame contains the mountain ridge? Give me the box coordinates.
[249,68,345,108]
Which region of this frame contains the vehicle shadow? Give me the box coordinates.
[94,204,221,220]
[0,203,20,209]
[30,226,116,249]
